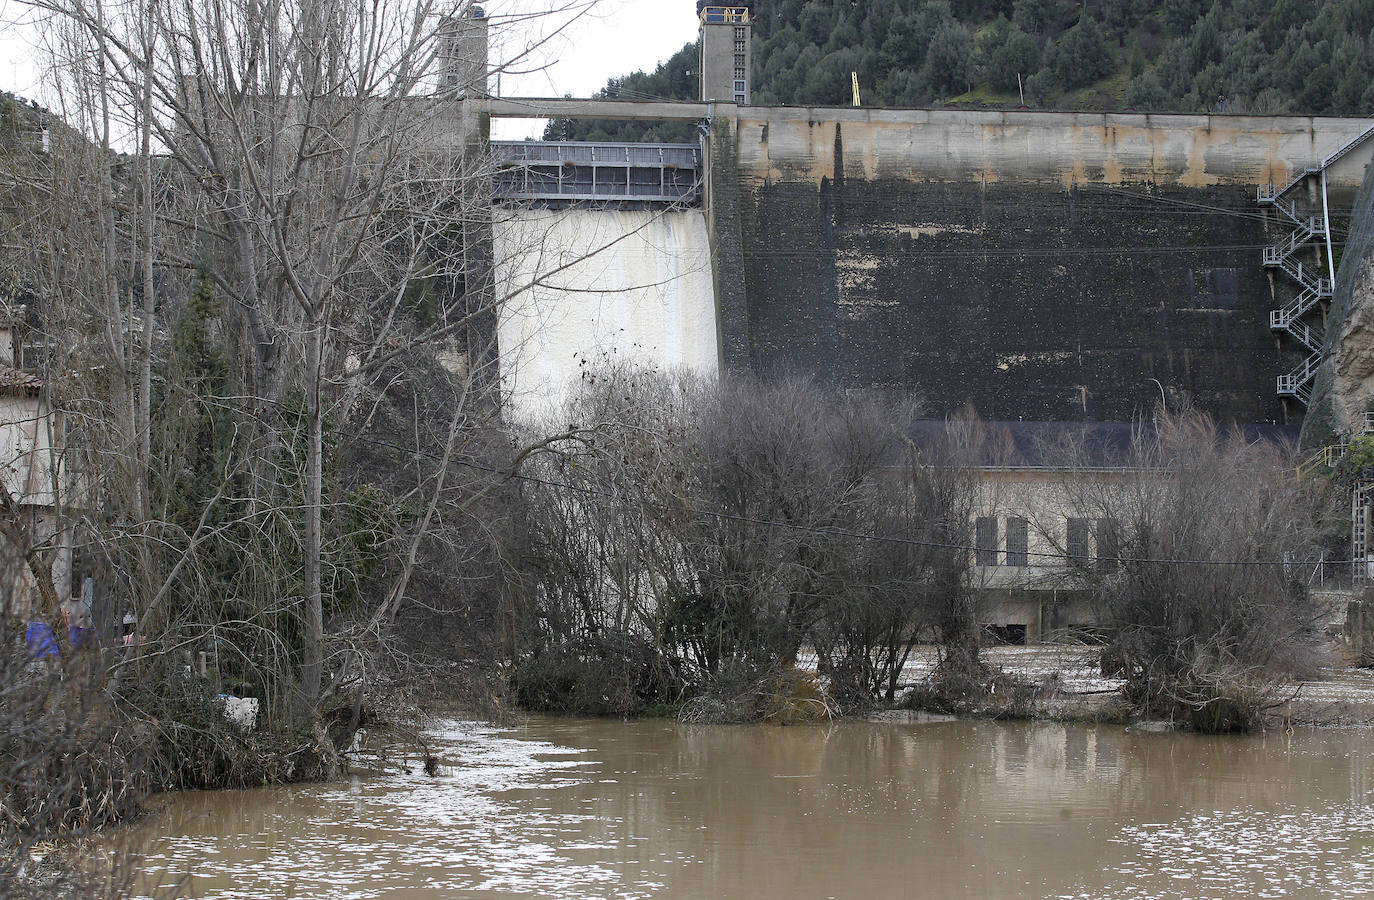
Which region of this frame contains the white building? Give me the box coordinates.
[0,307,71,620]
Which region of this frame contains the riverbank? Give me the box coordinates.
[977,644,1374,727]
[800,643,1374,730]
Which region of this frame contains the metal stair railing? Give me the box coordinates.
[1321,123,1374,170]
[1297,443,1350,479]
[1277,376,1313,404]
[1355,485,1371,582]
[1256,191,1323,232]
[1259,124,1374,203]
[1262,217,1325,262]
[1277,350,1323,401]
[1270,313,1319,351]
[1270,285,1327,330]
[1264,255,1333,296]
[1256,196,1313,228]
[1258,123,1374,407]
[1258,167,1322,204]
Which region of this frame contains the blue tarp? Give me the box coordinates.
[25,622,58,659]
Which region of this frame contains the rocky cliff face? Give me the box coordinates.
[1302,162,1374,447]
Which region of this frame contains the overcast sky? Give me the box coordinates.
[0,0,700,139]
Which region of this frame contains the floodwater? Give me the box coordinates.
[132,717,1374,899]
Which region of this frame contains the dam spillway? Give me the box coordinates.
[493,207,719,424]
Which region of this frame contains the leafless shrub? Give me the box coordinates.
[1055,408,1332,732]
[679,665,836,725]
[513,368,998,717]
[0,622,185,899]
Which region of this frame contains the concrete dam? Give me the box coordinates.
[485,100,1374,429]
[493,207,717,423]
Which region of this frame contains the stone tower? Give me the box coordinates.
[437,5,489,98]
[697,2,752,104]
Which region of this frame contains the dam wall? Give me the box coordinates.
[705,106,1374,424]
[729,108,1373,190]
[493,208,718,424]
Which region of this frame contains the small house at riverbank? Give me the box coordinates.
[0,306,71,619]
[909,420,1305,644]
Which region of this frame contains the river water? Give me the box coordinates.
[131,717,1373,899]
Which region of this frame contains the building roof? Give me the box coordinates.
[0,365,43,394]
[906,420,1301,469]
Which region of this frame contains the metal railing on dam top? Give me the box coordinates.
[491,141,703,206]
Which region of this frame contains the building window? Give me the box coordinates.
[1066,518,1091,562]
[735,26,746,40]
[733,78,747,92]
[734,92,746,103]
[1096,518,1121,573]
[1005,517,1029,567]
[975,517,999,567]
[734,40,746,53]
[734,66,746,79]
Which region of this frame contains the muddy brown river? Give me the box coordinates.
[131,717,1373,899]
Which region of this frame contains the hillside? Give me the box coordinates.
[547,0,1374,142]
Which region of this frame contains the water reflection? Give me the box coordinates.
[131,719,1373,899]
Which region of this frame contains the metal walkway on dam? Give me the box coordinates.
[491,141,702,205]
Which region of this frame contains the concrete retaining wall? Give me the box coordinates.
[707,107,1374,422]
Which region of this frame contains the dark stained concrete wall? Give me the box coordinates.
[708,110,1374,424]
[737,173,1299,422]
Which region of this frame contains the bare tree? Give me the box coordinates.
[1053,409,1332,731]
[13,0,608,728]
[512,370,999,716]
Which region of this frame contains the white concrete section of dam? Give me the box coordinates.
[493,207,719,424]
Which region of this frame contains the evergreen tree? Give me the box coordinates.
[920,22,975,95]
[1048,16,1113,88]
[1103,0,1148,37]
[1024,68,1058,105]
[1012,0,1062,36]
[1163,0,1210,34]
[1123,71,1171,109]
[986,25,1042,92]
[577,0,1374,135]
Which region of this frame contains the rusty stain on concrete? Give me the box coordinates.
[734,109,1373,192]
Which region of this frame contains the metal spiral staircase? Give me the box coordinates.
[1259,124,1374,405]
